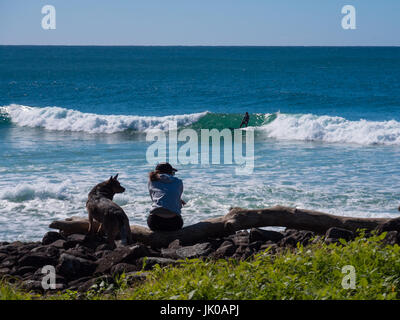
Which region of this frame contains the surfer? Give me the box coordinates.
[239,112,250,128]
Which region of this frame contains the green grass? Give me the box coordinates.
[2,232,400,300]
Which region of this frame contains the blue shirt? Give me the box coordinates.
[148,174,183,215]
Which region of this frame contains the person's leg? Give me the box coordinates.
[147,213,163,231]
[147,213,183,231]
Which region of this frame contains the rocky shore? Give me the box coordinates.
[0,226,397,294]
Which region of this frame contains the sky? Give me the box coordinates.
[0,0,399,46]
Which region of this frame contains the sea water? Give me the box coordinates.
[1,46,400,241]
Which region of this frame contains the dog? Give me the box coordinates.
[86,174,132,246]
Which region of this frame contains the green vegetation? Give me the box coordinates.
[2,232,400,300]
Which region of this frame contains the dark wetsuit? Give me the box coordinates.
[240,113,250,128]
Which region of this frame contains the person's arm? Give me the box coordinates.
[179,180,185,206]
[148,181,154,202]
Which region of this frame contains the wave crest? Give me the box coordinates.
[0,181,70,202]
[258,113,400,145]
[0,104,208,133]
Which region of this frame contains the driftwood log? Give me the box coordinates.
[49,206,393,248]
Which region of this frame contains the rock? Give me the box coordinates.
[42,232,65,245]
[21,280,45,292]
[125,272,149,285]
[0,242,24,254]
[21,279,64,292]
[147,247,162,257]
[12,266,37,277]
[325,227,354,242]
[234,245,253,260]
[160,248,180,259]
[51,240,66,249]
[230,231,250,247]
[67,276,93,290]
[211,242,236,259]
[77,275,114,292]
[96,244,113,252]
[17,243,41,255]
[0,253,7,263]
[57,253,97,280]
[95,244,149,274]
[260,243,278,254]
[110,263,139,276]
[175,243,213,259]
[249,228,284,243]
[30,245,60,258]
[65,246,97,261]
[382,231,400,245]
[31,268,67,284]
[376,217,400,234]
[1,258,16,268]
[0,267,11,276]
[168,239,182,249]
[64,234,87,249]
[94,250,112,260]
[279,230,315,247]
[18,253,57,268]
[138,257,179,271]
[249,241,263,252]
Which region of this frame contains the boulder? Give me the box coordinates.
[229,231,250,247]
[21,279,65,292]
[64,234,87,249]
[382,231,400,246]
[0,267,11,276]
[57,253,97,280]
[18,252,57,268]
[0,253,7,263]
[50,240,66,249]
[279,230,315,247]
[77,275,114,292]
[65,246,97,261]
[1,258,16,269]
[95,244,149,274]
[175,243,213,259]
[249,228,284,243]
[211,241,236,259]
[167,239,182,249]
[138,257,179,271]
[42,232,65,245]
[30,245,60,258]
[160,248,180,259]
[376,217,400,234]
[11,266,37,277]
[325,227,354,242]
[110,263,139,276]
[124,272,150,285]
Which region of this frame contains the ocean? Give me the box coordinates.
[1,46,400,241]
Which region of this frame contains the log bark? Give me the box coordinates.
[49,206,392,248]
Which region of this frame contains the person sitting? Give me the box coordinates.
[147,162,186,231]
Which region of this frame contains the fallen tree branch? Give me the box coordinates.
[49,206,391,248]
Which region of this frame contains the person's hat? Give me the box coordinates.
[155,162,178,174]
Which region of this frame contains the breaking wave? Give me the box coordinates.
[0,104,208,134]
[1,104,400,145]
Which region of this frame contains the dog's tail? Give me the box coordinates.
[120,217,133,245]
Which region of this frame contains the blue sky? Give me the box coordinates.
[0,0,399,45]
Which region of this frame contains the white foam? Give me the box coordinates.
[0,104,208,133]
[0,180,71,202]
[258,113,400,145]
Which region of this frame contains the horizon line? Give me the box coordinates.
[0,44,399,47]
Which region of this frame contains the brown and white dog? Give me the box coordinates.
[86,174,132,246]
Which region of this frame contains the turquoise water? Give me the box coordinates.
[1,46,400,241]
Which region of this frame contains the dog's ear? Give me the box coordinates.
[109,176,113,182]
[113,173,119,180]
